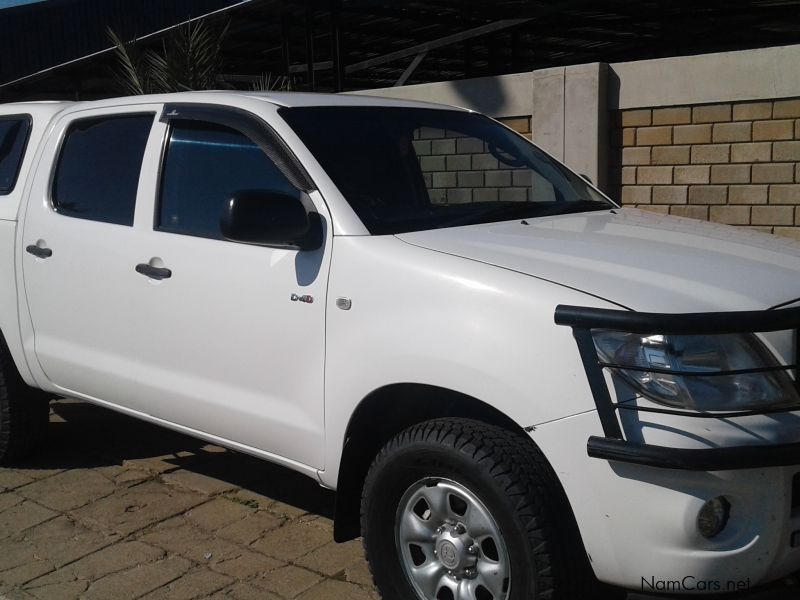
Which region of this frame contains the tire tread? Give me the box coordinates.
[360,417,593,599]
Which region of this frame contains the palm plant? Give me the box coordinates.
[107,20,229,94]
[249,73,295,92]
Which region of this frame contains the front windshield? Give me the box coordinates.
[280,106,614,235]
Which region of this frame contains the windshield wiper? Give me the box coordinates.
[529,199,613,218]
[438,199,612,228]
[437,203,533,228]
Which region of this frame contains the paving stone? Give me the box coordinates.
[68,541,165,580]
[0,471,35,491]
[294,540,366,577]
[178,535,275,576]
[0,588,36,599]
[18,565,75,591]
[206,546,284,580]
[111,468,152,486]
[217,582,282,600]
[17,470,116,512]
[263,498,308,520]
[3,468,65,483]
[0,539,36,572]
[71,481,205,536]
[344,558,374,588]
[0,493,24,513]
[185,498,251,531]
[0,552,54,588]
[252,521,331,561]
[138,516,209,554]
[162,470,238,496]
[251,565,323,598]
[296,579,377,600]
[139,569,233,600]
[19,516,115,568]
[223,490,271,512]
[216,510,284,545]
[304,515,333,532]
[0,501,56,539]
[122,455,181,475]
[139,517,283,578]
[25,578,88,600]
[82,556,192,600]
[92,464,151,487]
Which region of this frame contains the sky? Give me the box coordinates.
[0,0,47,8]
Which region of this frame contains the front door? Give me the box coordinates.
[127,106,330,468]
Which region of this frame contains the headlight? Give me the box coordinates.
[592,331,799,411]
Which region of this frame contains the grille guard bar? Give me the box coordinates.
[555,304,800,471]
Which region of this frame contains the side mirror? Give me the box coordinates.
[580,173,593,184]
[220,189,323,250]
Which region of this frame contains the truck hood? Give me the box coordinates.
[396,208,800,312]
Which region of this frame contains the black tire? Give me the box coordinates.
[0,336,49,464]
[361,418,606,600]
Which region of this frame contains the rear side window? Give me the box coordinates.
[53,114,153,226]
[158,120,298,240]
[0,116,31,194]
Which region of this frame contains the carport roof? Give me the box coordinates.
[2,0,800,99]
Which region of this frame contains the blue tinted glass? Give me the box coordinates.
[53,114,152,226]
[159,120,297,239]
[0,117,31,194]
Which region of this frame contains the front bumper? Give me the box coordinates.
[541,303,800,592]
[587,436,800,471]
[531,411,800,592]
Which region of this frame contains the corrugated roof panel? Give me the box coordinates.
[0,0,247,85]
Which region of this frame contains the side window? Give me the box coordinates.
[0,116,31,195]
[158,120,299,240]
[53,114,153,226]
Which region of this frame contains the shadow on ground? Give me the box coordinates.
[26,399,335,520]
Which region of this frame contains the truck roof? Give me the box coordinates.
[27,91,467,113]
[0,101,73,118]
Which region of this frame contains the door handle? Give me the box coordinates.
[135,263,172,280]
[26,244,52,259]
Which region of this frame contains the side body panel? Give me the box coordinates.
[17,97,334,471]
[320,234,613,489]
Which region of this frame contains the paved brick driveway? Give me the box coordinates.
[0,399,377,600]
[0,400,797,600]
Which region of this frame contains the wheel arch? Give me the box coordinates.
[333,382,529,542]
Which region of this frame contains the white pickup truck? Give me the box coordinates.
[2,92,800,599]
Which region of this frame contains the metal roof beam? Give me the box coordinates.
[393,50,428,86]
[289,17,531,74]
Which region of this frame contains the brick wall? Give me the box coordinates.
[497,116,532,138]
[413,116,534,204]
[610,99,800,240]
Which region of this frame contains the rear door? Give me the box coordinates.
[21,105,158,409]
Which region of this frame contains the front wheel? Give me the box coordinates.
[361,418,596,600]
